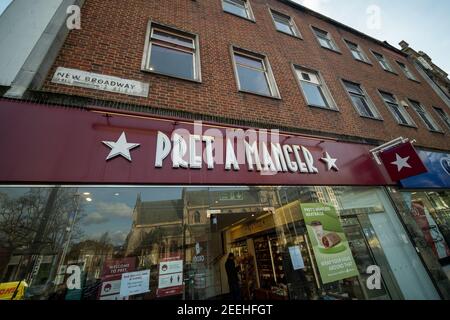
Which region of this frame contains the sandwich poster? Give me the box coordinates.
[301,203,359,284]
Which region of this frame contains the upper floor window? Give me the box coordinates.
[294,66,337,110]
[397,61,418,81]
[222,0,254,20]
[312,27,338,51]
[143,23,200,81]
[379,91,415,126]
[433,106,450,130]
[408,99,441,132]
[270,10,300,37]
[343,80,381,120]
[372,51,395,73]
[231,47,280,98]
[344,40,370,63]
[194,211,201,224]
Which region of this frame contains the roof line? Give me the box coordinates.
[279,0,407,57]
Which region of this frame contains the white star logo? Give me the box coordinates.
[320,152,339,171]
[391,153,412,172]
[102,132,140,162]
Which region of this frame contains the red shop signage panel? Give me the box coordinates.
[0,100,394,186]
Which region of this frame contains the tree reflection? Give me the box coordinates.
[0,187,86,294]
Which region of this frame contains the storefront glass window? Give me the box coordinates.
[0,186,441,300]
[397,191,450,278]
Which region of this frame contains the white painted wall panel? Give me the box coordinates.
[0,0,63,86]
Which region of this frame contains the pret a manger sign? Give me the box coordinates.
[153,129,333,175]
[0,100,394,186]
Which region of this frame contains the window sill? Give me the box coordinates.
[141,68,202,84]
[428,129,445,135]
[320,46,342,55]
[384,69,398,76]
[398,123,417,129]
[308,104,340,112]
[353,58,373,66]
[407,78,421,84]
[276,30,303,40]
[238,89,281,100]
[359,115,383,122]
[223,10,256,23]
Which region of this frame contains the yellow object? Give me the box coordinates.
[0,281,28,300]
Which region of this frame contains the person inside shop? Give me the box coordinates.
[225,252,241,300]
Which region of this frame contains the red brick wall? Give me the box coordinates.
[41,0,450,151]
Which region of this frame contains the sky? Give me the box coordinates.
[292,0,450,74]
[0,0,448,73]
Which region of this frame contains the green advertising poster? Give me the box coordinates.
[301,203,359,284]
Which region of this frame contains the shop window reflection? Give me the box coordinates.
[0,186,442,300]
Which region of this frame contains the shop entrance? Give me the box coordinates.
[182,187,440,300]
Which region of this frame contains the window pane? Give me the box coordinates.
[380,60,390,70]
[314,29,328,38]
[411,102,437,130]
[150,44,194,79]
[274,19,294,35]
[434,108,450,129]
[351,95,375,118]
[410,100,422,110]
[236,65,271,95]
[421,114,437,131]
[399,62,416,80]
[152,30,194,48]
[380,92,396,104]
[234,53,264,70]
[318,37,333,49]
[347,42,357,50]
[373,52,382,59]
[351,50,364,61]
[223,0,248,18]
[344,81,363,95]
[389,104,409,125]
[297,70,319,85]
[300,82,329,108]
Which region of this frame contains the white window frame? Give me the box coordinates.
[378,90,416,127]
[269,8,301,38]
[222,0,255,21]
[396,61,419,82]
[344,39,371,64]
[370,50,396,74]
[407,99,442,132]
[230,46,280,99]
[141,21,202,82]
[311,26,339,53]
[433,106,450,130]
[293,64,338,111]
[341,79,382,120]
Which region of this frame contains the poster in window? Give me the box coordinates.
[300,203,359,284]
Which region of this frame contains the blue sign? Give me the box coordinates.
[400,150,450,189]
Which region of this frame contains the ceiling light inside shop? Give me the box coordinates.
[86,197,93,202]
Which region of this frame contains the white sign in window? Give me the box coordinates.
[158,272,183,289]
[159,260,183,276]
[289,246,305,270]
[119,270,150,297]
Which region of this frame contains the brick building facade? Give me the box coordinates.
[39,0,450,151]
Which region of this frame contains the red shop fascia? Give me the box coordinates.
[0,99,395,187]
